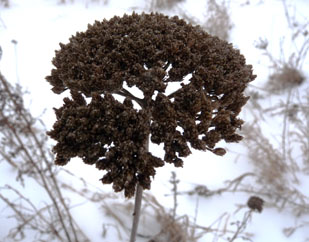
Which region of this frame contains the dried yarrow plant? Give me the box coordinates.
[46,12,255,241]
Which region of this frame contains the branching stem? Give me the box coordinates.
[115,88,145,107]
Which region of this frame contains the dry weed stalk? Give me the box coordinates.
[62,170,257,241]
[100,190,253,242]
[0,72,89,241]
[244,5,309,230]
[0,0,9,7]
[201,0,232,41]
[182,172,255,198]
[169,171,179,219]
[255,37,306,92]
[241,87,309,238]
[255,0,308,92]
[228,210,254,242]
[179,0,232,41]
[162,172,258,241]
[243,86,309,197]
[148,0,184,11]
[243,4,309,237]
[59,0,108,4]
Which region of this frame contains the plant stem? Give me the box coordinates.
[129,136,149,242]
[129,184,143,242]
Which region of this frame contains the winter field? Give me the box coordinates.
[0,0,309,241]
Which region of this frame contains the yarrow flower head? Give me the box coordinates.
[46,12,256,197]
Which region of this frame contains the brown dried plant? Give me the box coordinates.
[46,12,255,241]
[47,12,255,198]
[47,11,255,197]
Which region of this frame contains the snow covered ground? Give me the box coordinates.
[1,0,309,241]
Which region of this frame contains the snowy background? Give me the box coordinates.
[1,0,309,241]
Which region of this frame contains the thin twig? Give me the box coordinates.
[229,210,253,242]
[0,73,77,241]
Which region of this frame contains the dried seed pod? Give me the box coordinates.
[212,148,227,156]
[47,13,256,197]
[247,196,264,213]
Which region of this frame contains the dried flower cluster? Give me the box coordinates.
[47,12,255,197]
[247,196,264,213]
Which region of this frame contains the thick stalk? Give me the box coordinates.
[129,137,149,242]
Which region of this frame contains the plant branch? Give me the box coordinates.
[114,88,145,107]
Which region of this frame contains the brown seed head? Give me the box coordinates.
[46,13,256,197]
[247,196,264,213]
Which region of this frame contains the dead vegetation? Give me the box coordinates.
[241,87,309,236]
[199,0,232,41]
[0,73,258,240]
[97,172,258,242]
[1,0,309,241]
[0,72,89,241]
[156,1,309,240]
[255,37,306,92]
[147,0,232,41]
[254,0,308,93]
[239,0,309,238]
[59,0,108,4]
[180,0,232,41]
[0,0,9,7]
[245,0,309,205]
[148,0,185,11]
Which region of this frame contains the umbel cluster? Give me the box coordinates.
[47,12,256,197]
